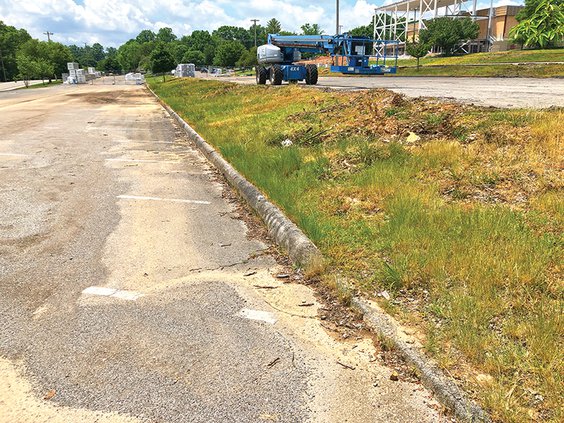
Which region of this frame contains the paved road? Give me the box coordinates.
[214,75,564,109]
[0,81,445,422]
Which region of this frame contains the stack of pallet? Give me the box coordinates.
[67,62,86,84]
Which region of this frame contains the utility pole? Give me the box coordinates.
[336,0,340,35]
[251,19,260,47]
[43,31,54,42]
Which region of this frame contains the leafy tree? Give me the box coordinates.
[349,22,374,38]
[156,27,177,43]
[68,44,97,67]
[236,46,258,67]
[249,24,267,46]
[117,40,142,71]
[0,21,32,81]
[301,23,324,35]
[171,42,188,64]
[45,42,73,78]
[203,45,216,64]
[15,54,38,86]
[213,40,246,66]
[150,42,175,81]
[36,58,54,83]
[136,30,156,43]
[510,0,564,48]
[419,17,479,55]
[266,18,282,35]
[213,26,252,48]
[106,46,117,57]
[405,41,429,69]
[182,50,205,66]
[91,42,105,62]
[183,30,214,52]
[98,56,121,73]
[17,39,70,81]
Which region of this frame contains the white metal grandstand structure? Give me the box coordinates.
[373,0,484,53]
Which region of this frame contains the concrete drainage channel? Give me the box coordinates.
[146,86,490,423]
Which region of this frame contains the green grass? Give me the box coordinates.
[396,48,564,67]
[396,63,564,77]
[148,77,563,422]
[16,80,63,90]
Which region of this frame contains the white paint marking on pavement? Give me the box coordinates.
[0,153,28,158]
[82,286,144,301]
[82,286,117,296]
[117,195,211,205]
[106,158,181,164]
[238,308,277,325]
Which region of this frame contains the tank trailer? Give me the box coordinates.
[256,34,398,85]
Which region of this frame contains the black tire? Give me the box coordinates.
[305,64,318,85]
[269,65,283,85]
[256,66,267,85]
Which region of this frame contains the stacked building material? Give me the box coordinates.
[66,62,87,84]
[175,63,195,77]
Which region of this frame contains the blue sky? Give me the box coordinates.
[0,0,521,47]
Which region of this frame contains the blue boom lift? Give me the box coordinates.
[256,34,398,85]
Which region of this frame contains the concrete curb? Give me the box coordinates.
[352,297,490,422]
[147,86,323,270]
[147,85,489,422]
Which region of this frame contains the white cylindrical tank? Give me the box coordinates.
[257,44,284,64]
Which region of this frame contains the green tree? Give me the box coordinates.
[301,23,324,35]
[150,43,175,81]
[236,46,258,67]
[98,56,121,73]
[136,30,156,43]
[106,46,117,57]
[510,0,564,48]
[213,26,252,48]
[15,54,38,86]
[0,21,32,81]
[213,40,246,66]
[91,42,105,62]
[156,27,177,43]
[17,39,69,81]
[265,18,282,35]
[419,17,479,55]
[117,40,142,71]
[45,42,73,78]
[405,41,429,69]
[182,50,205,66]
[36,58,54,83]
[183,30,214,51]
[171,42,188,64]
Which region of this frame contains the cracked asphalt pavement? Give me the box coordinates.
[0,78,447,422]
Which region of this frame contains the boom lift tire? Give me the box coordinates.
[256,66,267,85]
[305,64,318,85]
[270,65,283,86]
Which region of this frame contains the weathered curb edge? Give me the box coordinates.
[146,86,322,270]
[147,85,490,423]
[353,297,490,423]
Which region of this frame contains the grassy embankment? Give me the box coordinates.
[148,77,562,422]
[395,49,564,77]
